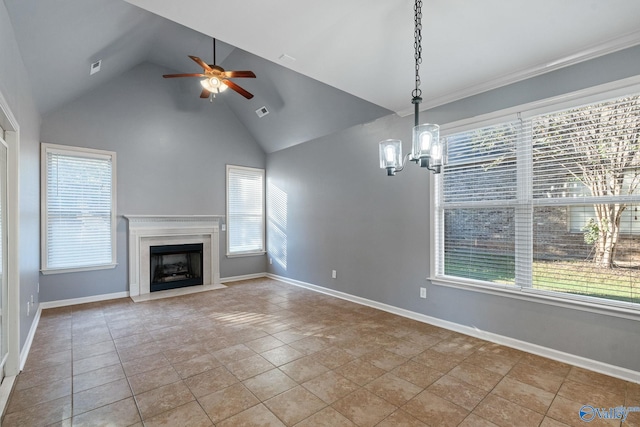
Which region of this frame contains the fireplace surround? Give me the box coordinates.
[124,215,224,299]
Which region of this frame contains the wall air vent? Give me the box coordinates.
[90,60,102,75]
[256,106,269,118]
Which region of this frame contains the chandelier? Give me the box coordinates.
[379,0,446,176]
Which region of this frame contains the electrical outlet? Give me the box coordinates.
[37,282,40,293]
[269,258,273,265]
[27,301,30,316]
[332,270,337,279]
[420,287,427,299]
[31,294,34,304]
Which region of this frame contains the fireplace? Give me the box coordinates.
[150,243,203,292]
[124,215,224,299]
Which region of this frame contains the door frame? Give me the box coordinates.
[0,89,21,380]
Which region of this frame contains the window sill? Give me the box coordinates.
[430,275,640,322]
[41,263,118,275]
[226,251,266,259]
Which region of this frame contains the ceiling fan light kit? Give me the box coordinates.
[379,0,447,176]
[163,38,256,100]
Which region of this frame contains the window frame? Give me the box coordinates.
[226,164,266,257]
[430,76,640,320]
[40,143,117,274]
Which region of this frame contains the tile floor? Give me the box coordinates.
[3,278,639,426]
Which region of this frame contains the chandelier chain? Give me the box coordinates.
[413,0,423,99]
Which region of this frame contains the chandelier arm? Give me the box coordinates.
[393,152,415,174]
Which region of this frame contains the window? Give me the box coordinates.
[41,143,117,274]
[435,92,640,309]
[226,165,265,256]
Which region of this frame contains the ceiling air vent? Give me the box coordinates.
[90,60,102,75]
[256,106,269,118]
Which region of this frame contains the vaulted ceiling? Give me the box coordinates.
[5,0,640,152]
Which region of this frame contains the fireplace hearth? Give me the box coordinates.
[150,243,203,292]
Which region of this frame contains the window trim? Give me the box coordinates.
[430,75,640,320]
[226,164,266,257]
[40,143,117,274]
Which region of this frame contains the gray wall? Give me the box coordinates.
[0,2,42,349]
[39,62,266,302]
[266,45,640,372]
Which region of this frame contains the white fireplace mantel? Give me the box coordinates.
[124,215,224,298]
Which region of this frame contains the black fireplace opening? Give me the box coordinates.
[150,243,203,292]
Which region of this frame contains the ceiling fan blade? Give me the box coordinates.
[200,88,211,99]
[163,73,206,78]
[223,80,254,99]
[189,55,213,72]
[222,70,256,78]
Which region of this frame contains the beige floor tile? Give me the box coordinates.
[14,362,72,392]
[143,401,213,427]
[376,409,429,427]
[212,344,257,365]
[264,385,326,426]
[1,396,72,427]
[225,354,275,380]
[393,360,444,388]
[73,364,125,393]
[308,346,356,369]
[474,394,544,427]
[172,353,221,379]
[184,366,239,399]
[403,390,468,427]
[217,403,285,427]
[334,358,386,386]
[507,362,565,393]
[72,340,117,361]
[198,383,260,424]
[127,365,181,395]
[359,349,407,371]
[72,378,133,416]
[295,406,357,427]
[162,342,210,364]
[121,353,171,377]
[243,368,298,401]
[332,388,397,427]
[245,335,285,353]
[364,373,423,406]
[303,371,360,404]
[10,279,636,427]
[279,355,329,383]
[70,397,140,427]
[458,413,500,426]
[449,362,504,392]
[72,351,121,375]
[492,376,555,414]
[428,374,487,411]
[464,351,518,376]
[557,379,624,408]
[261,344,306,366]
[134,380,195,420]
[6,377,71,414]
[411,349,465,373]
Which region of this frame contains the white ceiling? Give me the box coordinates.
[124,0,640,115]
[4,0,640,152]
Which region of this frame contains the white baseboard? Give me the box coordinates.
[0,374,16,419]
[20,306,42,370]
[39,291,130,310]
[267,273,640,384]
[220,273,267,283]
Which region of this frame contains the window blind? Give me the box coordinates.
[227,165,265,255]
[43,146,115,271]
[436,94,640,306]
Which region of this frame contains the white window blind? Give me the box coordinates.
[227,165,265,255]
[436,94,640,307]
[41,144,116,273]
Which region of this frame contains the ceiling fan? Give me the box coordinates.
[163,38,256,99]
